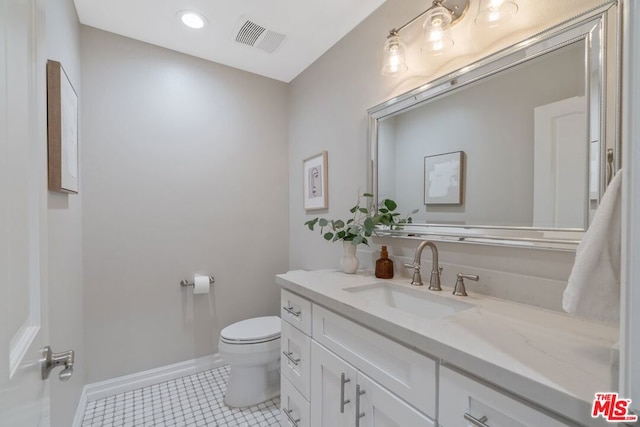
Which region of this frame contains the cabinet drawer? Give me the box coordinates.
[312,305,437,418]
[281,320,311,400]
[281,376,311,427]
[439,366,568,427]
[281,290,312,335]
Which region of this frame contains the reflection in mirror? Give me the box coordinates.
[377,40,588,229]
[368,9,619,250]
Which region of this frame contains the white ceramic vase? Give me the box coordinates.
[340,241,359,274]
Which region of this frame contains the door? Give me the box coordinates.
[0,0,50,425]
[310,341,357,427]
[533,96,588,228]
[356,372,434,427]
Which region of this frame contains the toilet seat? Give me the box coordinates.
[220,316,280,345]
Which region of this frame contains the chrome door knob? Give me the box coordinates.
[41,346,74,381]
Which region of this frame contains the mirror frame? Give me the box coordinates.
[368,3,619,251]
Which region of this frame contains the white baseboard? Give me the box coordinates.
[72,354,226,427]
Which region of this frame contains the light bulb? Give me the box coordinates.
[381,34,408,77]
[178,11,207,29]
[422,6,454,54]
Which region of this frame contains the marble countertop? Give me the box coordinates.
[276,269,619,427]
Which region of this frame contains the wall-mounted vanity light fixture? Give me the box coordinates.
[381,0,518,76]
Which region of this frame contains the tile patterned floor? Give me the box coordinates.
[81,365,281,427]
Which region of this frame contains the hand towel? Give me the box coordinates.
[562,169,622,324]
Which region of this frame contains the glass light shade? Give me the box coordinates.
[422,25,454,54]
[381,34,408,76]
[475,0,518,27]
[422,6,454,54]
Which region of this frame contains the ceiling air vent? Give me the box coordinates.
[234,18,286,54]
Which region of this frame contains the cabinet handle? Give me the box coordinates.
[340,373,351,413]
[283,306,301,317]
[355,384,366,427]
[464,413,489,427]
[282,351,300,366]
[284,408,300,427]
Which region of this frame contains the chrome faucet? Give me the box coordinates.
[404,241,442,290]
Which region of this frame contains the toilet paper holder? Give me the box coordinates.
[180,275,215,288]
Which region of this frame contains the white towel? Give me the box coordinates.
[562,169,622,324]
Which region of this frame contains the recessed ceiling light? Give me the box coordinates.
[178,10,207,29]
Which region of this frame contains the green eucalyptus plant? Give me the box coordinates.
[304,193,417,246]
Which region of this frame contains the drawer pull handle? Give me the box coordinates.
[283,306,301,317]
[355,385,366,427]
[282,351,300,366]
[284,408,300,427]
[340,373,351,413]
[464,413,489,427]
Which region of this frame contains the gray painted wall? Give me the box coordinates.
[80,27,289,383]
[45,0,85,425]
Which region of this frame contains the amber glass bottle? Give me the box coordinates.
[375,245,394,279]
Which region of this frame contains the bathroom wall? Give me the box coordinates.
[81,27,289,383]
[289,0,608,309]
[45,0,85,425]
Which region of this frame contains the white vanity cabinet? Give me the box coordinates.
[311,333,434,427]
[276,270,617,427]
[280,289,437,427]
[439,367,568,427]
[280,288,578,427]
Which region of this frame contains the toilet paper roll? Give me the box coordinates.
[193,274,210,294]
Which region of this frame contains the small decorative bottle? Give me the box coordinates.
[375,246,394,279]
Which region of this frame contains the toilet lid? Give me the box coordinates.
[220,316,281,343]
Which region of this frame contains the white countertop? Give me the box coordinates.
[276,269,619,427]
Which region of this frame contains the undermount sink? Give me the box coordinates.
[345,282,474,320]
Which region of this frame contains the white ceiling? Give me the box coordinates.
[73,0,387,83]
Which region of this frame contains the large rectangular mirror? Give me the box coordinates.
[368,5,619,250]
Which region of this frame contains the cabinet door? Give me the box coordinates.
[356,372,435,427]
[311,341,357,427]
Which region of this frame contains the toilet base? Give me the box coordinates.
[224,360,280,408]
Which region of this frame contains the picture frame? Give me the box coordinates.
[47,60,79,193]
[424,151,464,205]
[303,151,328,210]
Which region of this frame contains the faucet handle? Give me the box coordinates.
[403,262,424,286]
[452,273,479,296]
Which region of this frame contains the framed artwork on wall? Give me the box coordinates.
[47,60,79,193]
[424,151,464,205]
[303,151,328,210]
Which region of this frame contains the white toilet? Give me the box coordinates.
[218,316,281,407]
